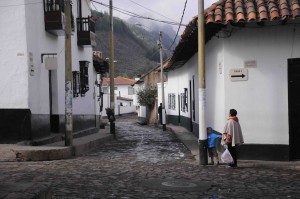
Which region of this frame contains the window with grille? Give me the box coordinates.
[79,61,89,96]
[180,88,188,112]
[168,93,176,110]
[128,86,134,95]
[72,71,80,97]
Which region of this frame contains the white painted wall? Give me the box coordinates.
[116,100,135,115]
[0,0,29,109]
[21,0,95,116]
[223,25,299,145]
[165,24,300,146]
[163,57,198,119]
[205,37,226,133]
[115,84,134,99]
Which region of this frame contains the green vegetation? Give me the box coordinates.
[136,87,157,108]
[92,10,169,78]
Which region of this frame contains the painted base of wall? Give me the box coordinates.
[238,144,289,161]
[167,114,290,161]
[0,109,31,140]
[167,115,192,132]
[0,109,96,141]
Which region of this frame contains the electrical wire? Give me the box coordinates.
[167,0,187,51]
[124,0,178,23]
[91,0,187,27]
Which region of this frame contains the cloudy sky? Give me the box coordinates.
[91,0,216,32]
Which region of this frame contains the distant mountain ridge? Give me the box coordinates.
[92,10,176,78]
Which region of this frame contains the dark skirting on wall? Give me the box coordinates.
[0,109,32,141]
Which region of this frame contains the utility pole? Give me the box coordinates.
[109,0,115,134]
[198,0,208,165]
[159,32,166,131]
[65,0,73,146]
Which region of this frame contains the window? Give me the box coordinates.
[72,71,80,97]
[168,93,176,110]
[180,88,188,112]
[128,86,134,95]
[102,87,108,94]
[79,61,89,96]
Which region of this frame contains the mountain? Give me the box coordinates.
[92,10,175,78]
[126,17,179,51]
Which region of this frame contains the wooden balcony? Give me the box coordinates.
[43,0,65,35]
[77,17,96,47]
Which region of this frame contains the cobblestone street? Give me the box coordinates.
[0,115,299,198]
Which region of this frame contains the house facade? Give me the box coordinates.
[0,0,98,141]
[133,63,168,125]
[101,77,136,116]
[163,0,300,161]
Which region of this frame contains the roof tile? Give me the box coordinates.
[204,0,300,25]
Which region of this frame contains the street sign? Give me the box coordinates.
[230,68,248,81]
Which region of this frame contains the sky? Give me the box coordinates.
[91,0,216,33]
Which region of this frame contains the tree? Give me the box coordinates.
[136,87,157,108]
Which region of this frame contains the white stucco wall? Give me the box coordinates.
[206,24,300,145]
[0,0,29,108]
[163,58,198,119]
[116,100,135,115]
[205,36,226,133]
[115,84,134,99]
[165,24,299,146]
[22,0,95,115]
[226,25,299,144]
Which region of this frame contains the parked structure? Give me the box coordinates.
[162,0,300,161]
[0,0,101,141]
[101,77,136,116]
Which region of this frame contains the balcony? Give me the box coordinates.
[43,0,65,36]
[77,17,96,47]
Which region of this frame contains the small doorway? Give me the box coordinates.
[49,70,59,133]
[288,58,300,160]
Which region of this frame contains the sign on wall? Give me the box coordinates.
[28,52,34,76]
[230,68,248,81]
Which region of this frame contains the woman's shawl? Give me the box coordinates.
[223,118,244,146]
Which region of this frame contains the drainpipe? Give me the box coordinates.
[198,0,208,165]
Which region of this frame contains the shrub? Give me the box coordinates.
[136,87,157,108]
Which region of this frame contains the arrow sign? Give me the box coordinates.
[231,74,245,78]
[230,68,248,81]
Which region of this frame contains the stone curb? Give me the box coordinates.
[0,131,114,162]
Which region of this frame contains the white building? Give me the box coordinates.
[101,77,136,116]
[162,0,300,161]
[0,0,98,141]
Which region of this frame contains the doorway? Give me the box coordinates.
[288,58,300,160]
[49,70,59,133]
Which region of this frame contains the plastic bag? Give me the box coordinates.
[221,148,233,164]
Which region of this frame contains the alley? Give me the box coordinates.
[0,115,299,198]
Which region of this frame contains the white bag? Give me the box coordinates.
[221,148,233,164]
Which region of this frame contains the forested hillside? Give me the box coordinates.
[92,10,173,78]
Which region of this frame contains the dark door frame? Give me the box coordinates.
[288,58,300,160]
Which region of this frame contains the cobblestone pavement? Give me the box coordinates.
[0,115,299,198]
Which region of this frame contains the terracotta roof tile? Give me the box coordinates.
[166,0,300,71]
[204,0,300,25]
[102,77,136,86]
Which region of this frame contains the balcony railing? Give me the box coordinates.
[43,0,65,35]
[77,17,96,47]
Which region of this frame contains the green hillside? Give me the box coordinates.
[92,10,170,78]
